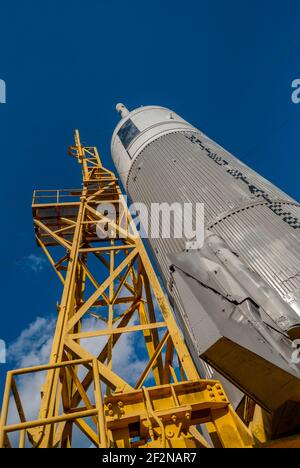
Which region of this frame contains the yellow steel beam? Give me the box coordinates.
[0,130,255,448]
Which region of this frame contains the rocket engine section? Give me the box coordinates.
[111,104,300,436]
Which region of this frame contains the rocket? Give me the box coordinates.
[111,104,300,437]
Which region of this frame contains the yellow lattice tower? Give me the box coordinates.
[0,131,253,448]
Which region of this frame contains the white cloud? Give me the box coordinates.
[8,316,55,368]
[22,254,47,273]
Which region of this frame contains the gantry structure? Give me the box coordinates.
[0,131,255,448]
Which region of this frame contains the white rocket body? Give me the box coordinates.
[111,104,300,435]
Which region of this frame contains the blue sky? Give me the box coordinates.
[0,0,300,397]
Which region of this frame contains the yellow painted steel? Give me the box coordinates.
[0,131,255,448]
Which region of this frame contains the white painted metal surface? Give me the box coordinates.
[111,104,300,414]
[111,105,196,188]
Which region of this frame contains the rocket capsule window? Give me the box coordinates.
[117,119,140,150]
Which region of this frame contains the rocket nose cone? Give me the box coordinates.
[116,103,130,118]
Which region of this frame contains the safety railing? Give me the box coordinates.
[0,358,107,448]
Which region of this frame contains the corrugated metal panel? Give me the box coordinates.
[210,203,300,297]
[127,131,300,304]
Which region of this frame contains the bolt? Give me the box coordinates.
[171,414,177,423]
[209,392,215,398]
[108,410,114,416]
[107,403,113,409]
[117,401,124,407]
[207,385,212,391]
[185,412,191,420]
[218,390,224,396]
